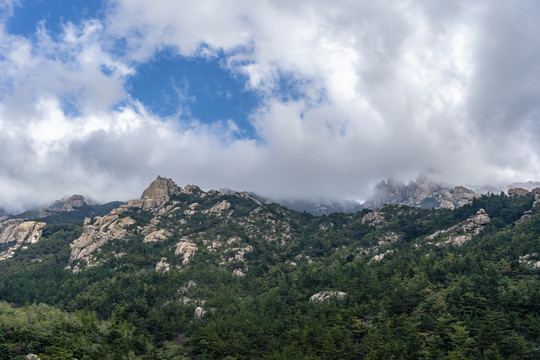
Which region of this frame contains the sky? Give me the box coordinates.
[0,0,539,211]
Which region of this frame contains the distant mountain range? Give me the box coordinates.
[2,175,539,217]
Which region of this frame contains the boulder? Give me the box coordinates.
[194,307,206,319]
[473,209,491,225]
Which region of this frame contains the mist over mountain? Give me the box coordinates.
[4,174,540,216]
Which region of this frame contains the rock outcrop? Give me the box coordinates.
[519,253,540,269]
[508,187,529,197]
[69,212,136,268]
[143,229,171,243]
[203,200,231,216]
[516,210,535,224]
[175,238,198,265]
[0,219,46,260]
[155,257,171,272]
[427,209,490,246]
[128,176,182,210]
[68,176,183,269]
[361,210,386,228]
[309,291,346,303]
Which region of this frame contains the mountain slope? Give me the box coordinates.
[0,177,539,359]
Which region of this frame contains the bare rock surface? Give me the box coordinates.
[309,291,346,303]
[144,229,171,243]
[69,214,135,266]
[0,219,46,260]
[516,210,535,224]
[175,238,198,265]
[203,200,231,216]
[128,176,182,210]
[508,187,529,197]
[155,257,171,272]
[519,253,540,269]
[427,209,491,246]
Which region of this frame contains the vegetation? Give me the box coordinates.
[0,191,539,359]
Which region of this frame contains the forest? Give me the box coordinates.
[0,191,539,359]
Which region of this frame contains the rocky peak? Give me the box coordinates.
[62,194,86,210]
[128,176,182,210]
[141,176,182,205]
[39,194,87,218]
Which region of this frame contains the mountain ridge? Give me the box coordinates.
[0,176,539,358]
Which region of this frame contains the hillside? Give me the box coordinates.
[0,177,539,359]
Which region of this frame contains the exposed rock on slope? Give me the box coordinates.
[0,219,45,260]
[519,253,540,269]
[426,209,491,246]
[175,238,198,265]
[67,176,294,273]
[69,213,136,267]
[309,291,346,303]
[508,187,529,197]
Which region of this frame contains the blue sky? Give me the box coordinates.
[126,50,260,135]
[0,0,539,210]
[6,0,261,136]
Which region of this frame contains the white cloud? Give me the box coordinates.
[1,0,540,211]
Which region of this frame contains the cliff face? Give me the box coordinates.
[0,218,46,260]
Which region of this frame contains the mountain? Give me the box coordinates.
[225,176,480,214]
[0,176,539,359]
[364,175,480,210]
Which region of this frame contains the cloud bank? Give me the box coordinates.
[0,0,539,211]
